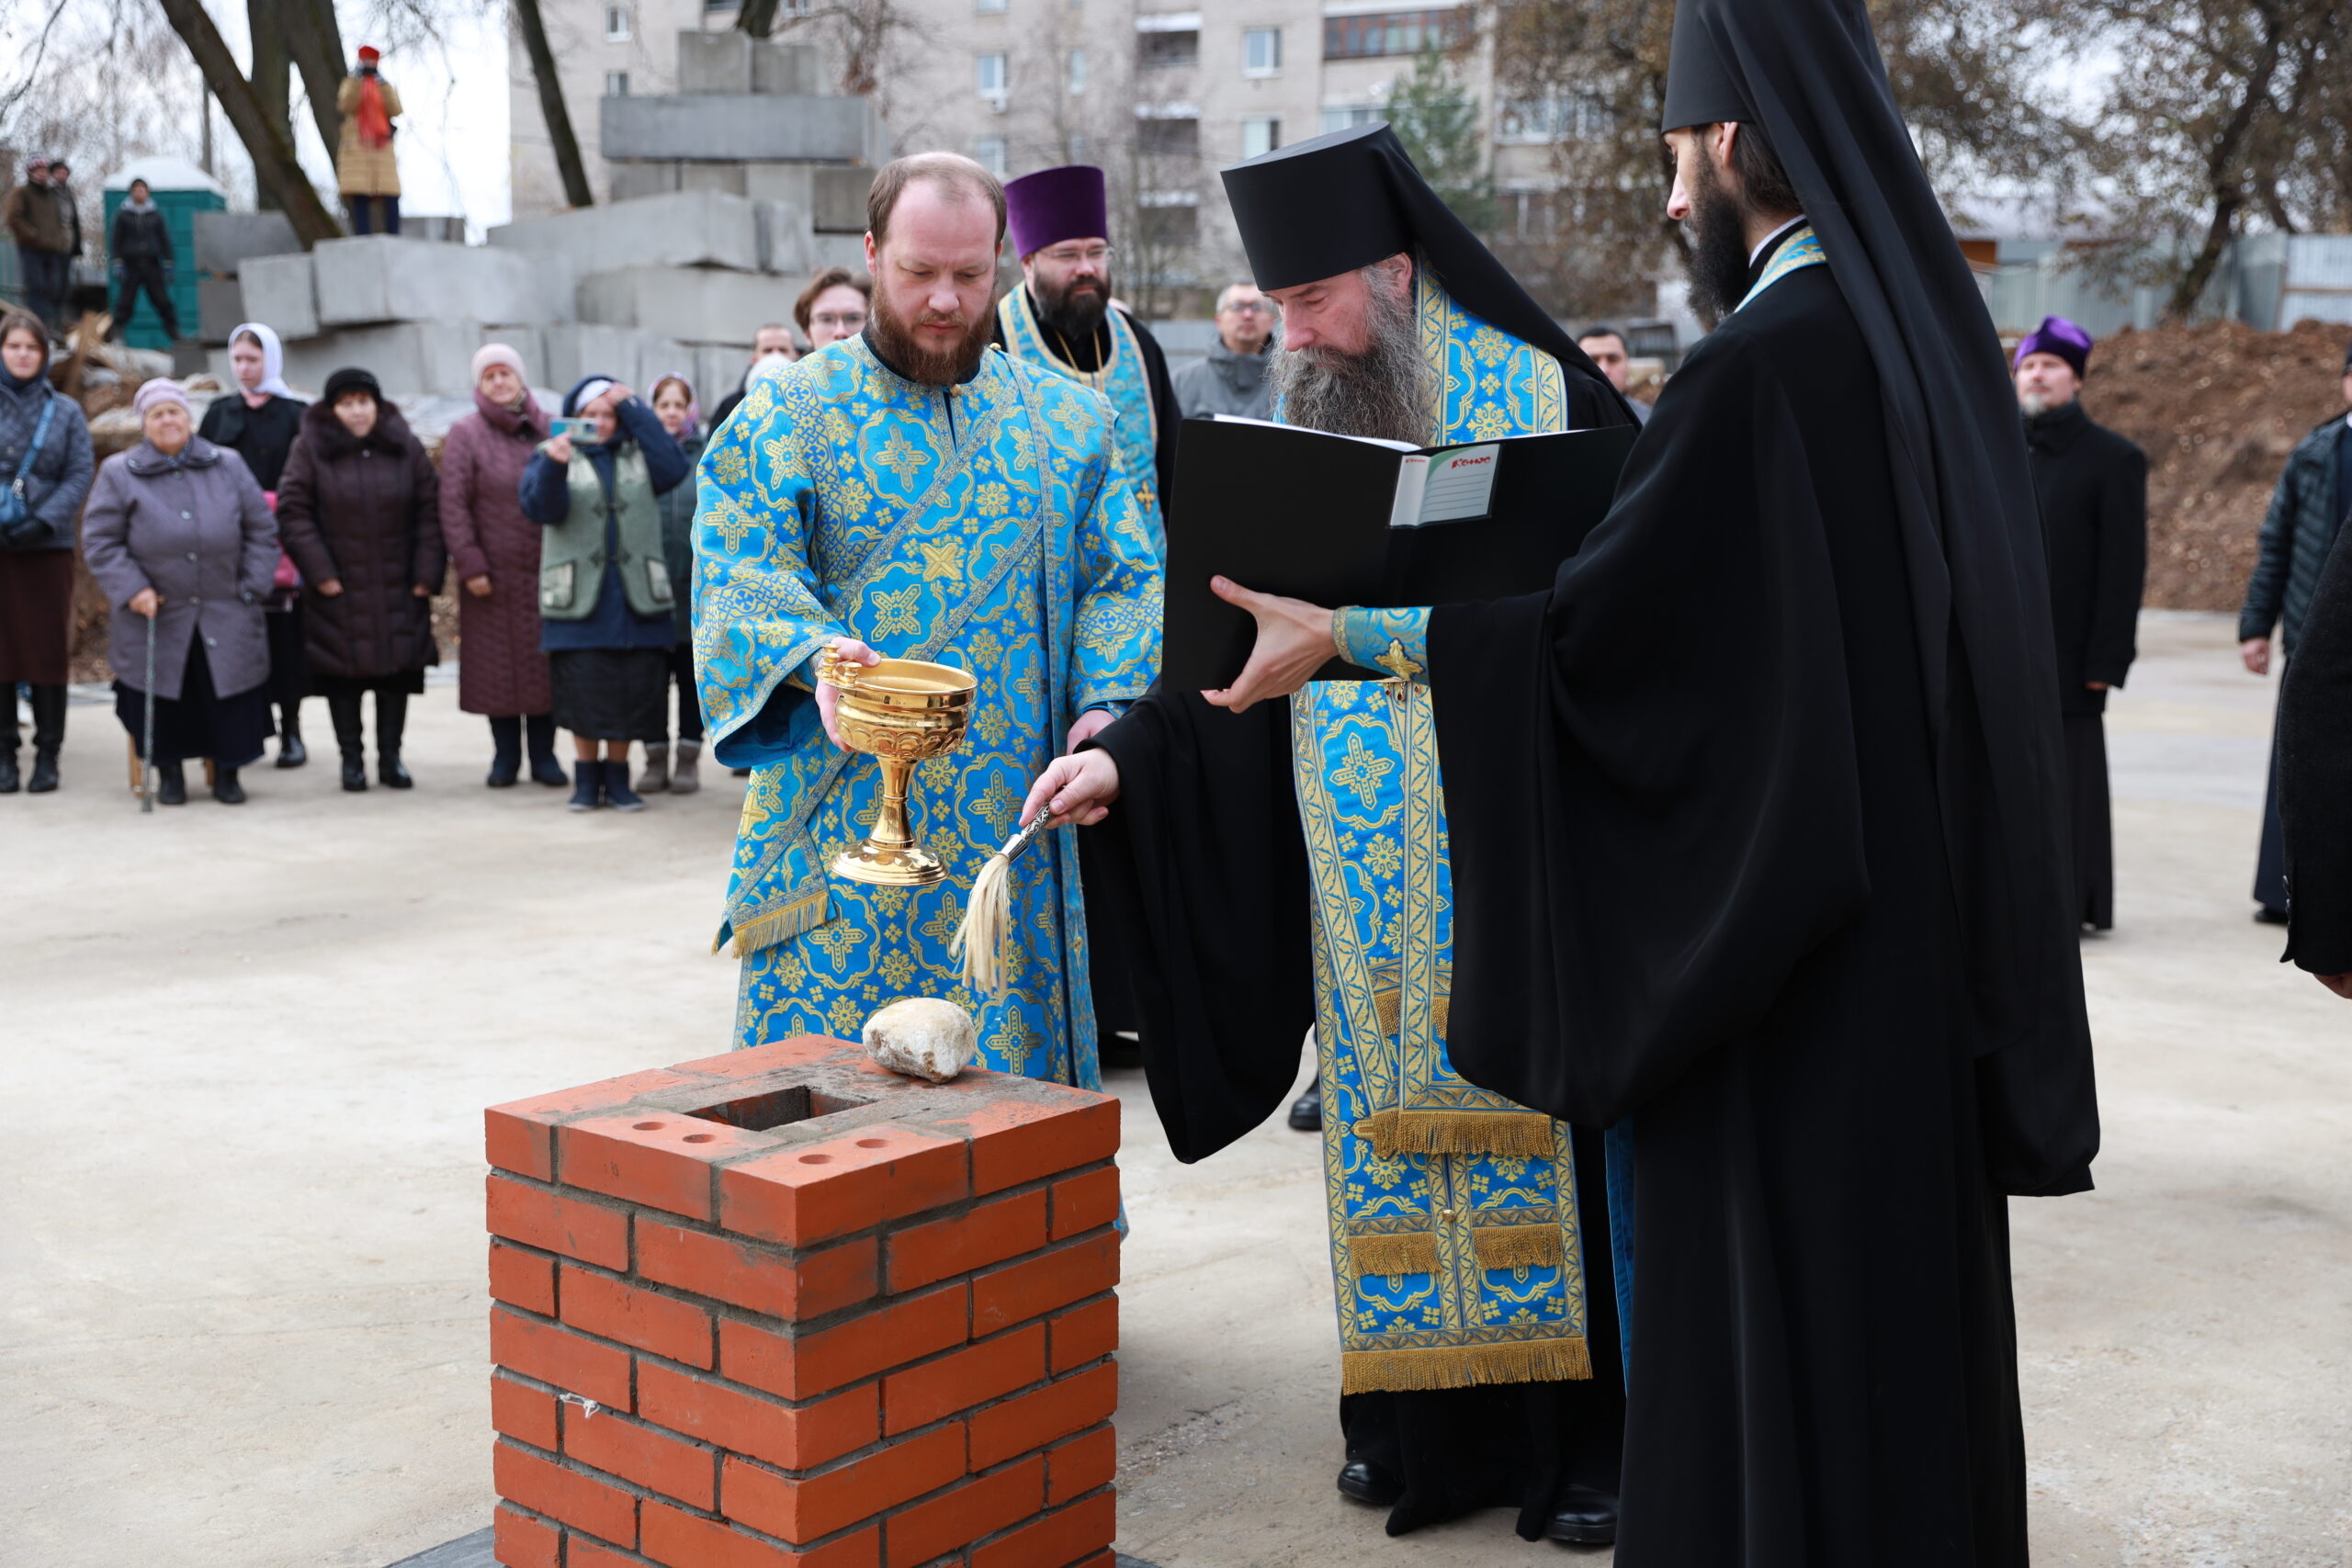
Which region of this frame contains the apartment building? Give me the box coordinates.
[512,0,1555,312]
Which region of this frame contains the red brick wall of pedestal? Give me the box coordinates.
[481,1034,1122,1568]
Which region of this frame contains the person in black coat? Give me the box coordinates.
[2015,315,2147,931]
[199,321,311,765]
[2278,503,2352,998]
[107,178,179,342]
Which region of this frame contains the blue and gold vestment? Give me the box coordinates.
[1295,261,1598,1393]
[692,336,1162,1089]
[995,288,1165,553]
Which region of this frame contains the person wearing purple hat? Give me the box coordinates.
[992,164,1179,553]
[2014,314,2146,933]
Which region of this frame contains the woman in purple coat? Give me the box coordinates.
[439,344,566,786]
[81,378,279,805]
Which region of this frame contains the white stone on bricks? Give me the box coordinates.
[239,253,319,340]
[489,190,763,275]
[312,237,571,330]
[861,998,978,1084]
[576,266,799,345]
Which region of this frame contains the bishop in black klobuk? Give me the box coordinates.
[1028,0,2101,1560]
[1044,121,1638,1547]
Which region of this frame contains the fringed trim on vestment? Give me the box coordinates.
[1340,1337,1593,1394]
[1358,1108,1558,1160]
[1472,1224,1566,1271]
[1348,1231,1441,1280]
[1373,988,1451,1039]
[725,887,833,957]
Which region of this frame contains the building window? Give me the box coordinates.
[1137,115,1200,156]
[1136,28,1200,69]
[1139,196,1199,248]
[1068,48,1086,94]
[1496,92,1611,144]
[1240,116,1281,160]
[1243,27,1282,75]
[1320,104,1381,134]
[974,136,1009,175]
[977,51,1008,103]
[604,71,630,96]
[1322,8,1465,60]
[604,5,630,39]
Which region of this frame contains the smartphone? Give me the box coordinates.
[549,417,596,443]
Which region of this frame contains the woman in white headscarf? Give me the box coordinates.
[199,321,311,765]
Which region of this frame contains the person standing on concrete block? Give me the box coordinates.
[82,378,277,805]
[106,179,180,343]
[0,308,93,795]
[695,151,1160,1079]
[521,373,690,812]
[277,367,445,791]
[707,321,799,437]
[2239,340,2352,924]
[992,164,1179,555]
[198,321,311,768]
[1170,281,1274,421]
[336,47,402,236]
[2015,315,2145,933]
[439,343,567,789]
[640,371,705,796]
[4,157,70,335]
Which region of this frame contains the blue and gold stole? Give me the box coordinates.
[996,288,1164,550]
[1293,259,1594,1393]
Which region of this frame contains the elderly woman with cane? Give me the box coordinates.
[81,378,277,806]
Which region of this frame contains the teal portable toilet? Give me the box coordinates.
[102,156,225,348]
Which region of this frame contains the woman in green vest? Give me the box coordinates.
[519,374,691,811]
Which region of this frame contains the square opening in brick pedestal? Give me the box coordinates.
[689,1084,871,1133]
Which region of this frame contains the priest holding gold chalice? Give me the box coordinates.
[692,150,1161,1089]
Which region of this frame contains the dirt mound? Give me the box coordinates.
[2082,318,2351,612]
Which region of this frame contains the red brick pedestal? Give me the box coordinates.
[483,1035,1120,1568]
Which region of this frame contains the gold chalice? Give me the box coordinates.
[818,648,977,887]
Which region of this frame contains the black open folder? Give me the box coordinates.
[1159,415,1639,689]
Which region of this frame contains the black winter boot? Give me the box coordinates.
[277,704,307,768]
[28,683,64,792]
[0,748,17,794]
[376,690,413,788]
[212,765,246,804]
[328,692,368,791]
[487,716,523,787]
[155,759,187,806]
[526,713,568,786]
[568,758,605,812]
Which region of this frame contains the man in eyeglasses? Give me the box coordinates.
[993,164,1181,554]
[1173,282,1276,421]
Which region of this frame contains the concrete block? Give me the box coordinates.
[490,190,762,275]
[272,321,483,399]
[538,322,659,393]
[600,94,877,164]
[198,276,244,344]
[608,163,682,201]
[810,232,869,273]
[312,236,571,330]
[742,164,867,233]
[239,253,318,339]
[680,164,748,197]
[677,33,821,96]
[753,200,813,277]
[577,266,799,344]
[192,211,299,277]
[752,42,822,96]
[696,344,750,406]
[401,215,468,243]
[477,323,548,386]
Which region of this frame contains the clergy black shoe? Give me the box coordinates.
[2256,905,2290,926]
[277,726,307,768]
[1288,1089,1322,1133]
[1335,1460,1401,1507]
[1545,1484,1619,1545]
[340,752,368,792]
[212,766,246,805]
[155,760,187,806]
[29,747,59,792]
[379,752,413,788]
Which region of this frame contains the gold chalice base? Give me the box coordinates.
[821,655,977,888]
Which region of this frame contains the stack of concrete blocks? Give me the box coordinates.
[192,212,299,346]
[603,33,881,274]
[493,186,836,403]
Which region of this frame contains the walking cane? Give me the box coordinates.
[140,601,155,814]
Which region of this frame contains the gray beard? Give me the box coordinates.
[2018,391,2051,418]
[1266,273,1430,446]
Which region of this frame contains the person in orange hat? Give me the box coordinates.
[335,46,402,234]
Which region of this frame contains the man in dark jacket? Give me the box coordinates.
[2238,341,2352,921]
[2278,495,2352,999]
[107,178,179,342]
[2015,314,2146,931]
[4,157,70,333]
[1172,282,1274,419]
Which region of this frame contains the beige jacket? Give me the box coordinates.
[334,75,402,197]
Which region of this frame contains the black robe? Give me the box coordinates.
[2278,514,2352,976]
[1421,256,2097,1564]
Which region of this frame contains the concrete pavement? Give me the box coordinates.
[3,613,2346,1567]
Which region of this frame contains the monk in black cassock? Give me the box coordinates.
[1024,0,2101,1560]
